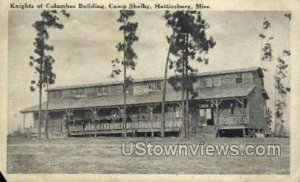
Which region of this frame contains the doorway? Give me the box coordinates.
[199,108,214,126]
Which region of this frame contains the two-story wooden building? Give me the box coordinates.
[21,67,269,137]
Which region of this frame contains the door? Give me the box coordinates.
[199,108,214,126]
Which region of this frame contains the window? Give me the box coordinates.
[97,86,109,96]
[230,103,235,114]
[167,106,175,118]
[51,91,63,99]
[175,106,181,117]
[199,108,213,126]
[133,84,149,95]
[204,77,213,88]
[155,81,162,90]
[73,89,85,98]
[58,91,63,98]
[199,109,205,117]
[148,83,155,92]
[213,77,221,87]
[199,108,212,119]
[110,85,123,95]
[206,108,212,119]
[242,73,253,84]
[236,74,243,84]
[148,81,162,92]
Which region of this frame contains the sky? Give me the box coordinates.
[8,10,290,133]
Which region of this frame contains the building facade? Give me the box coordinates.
[21,67,269,137]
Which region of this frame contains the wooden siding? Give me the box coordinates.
[194,72,253,90]
[48,119,64,132]
[248,86,267,129]
[47,71,256,101]
[32,69,268,135]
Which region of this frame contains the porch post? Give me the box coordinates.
[67,110,70,135]
[90,108,99,138]
[150,108,154,137]
[242,99,245,138]
[61,114,63,132]
[216,100,219,138]
[247,98,250,125]
[234,98,246,137]
[211,99,222,138]
[65,109,73,136]
[176,102,184,138]
[147,104,157,138]
[23,113,26,131]
[186,98,189,139]
[22,113,27,136]
[117,106,125,135]
[182,97,186,139]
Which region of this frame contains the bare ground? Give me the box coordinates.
[7,137,289,174]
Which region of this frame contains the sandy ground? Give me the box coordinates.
[7,137,289,174]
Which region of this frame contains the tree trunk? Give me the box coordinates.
[260,37,263,67]
[123,22,127,138]
[38,82,42,139]
[45,82,49,139]
[274,85,277,135]
[185,33,189,139]
[181,56,186,138]
[38,17,45,140]
[161,29,176,138]
[123,64,127,138]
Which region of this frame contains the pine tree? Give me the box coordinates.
[258,13,291,137]
[274,50,290,137]
[162,11,215,138]
[110,10,139,137]
[29,10,70,139]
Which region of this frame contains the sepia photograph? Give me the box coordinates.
[2,0,298,180]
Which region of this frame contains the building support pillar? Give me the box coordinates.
[146,104,158,138]
[90,108,99,137]
[242,99,246,138]
[175,102,184,138]
[211,99,223,138]
[234,98,247,137]
[60,114,63,132]
[23,113,26,132]
[117,106,125,136]
[216,101,219,138]
[65,109,73,136]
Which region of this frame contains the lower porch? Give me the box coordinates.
[68,118,182,137]
[23,97,257,138]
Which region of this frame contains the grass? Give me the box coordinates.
[7,136,289,174]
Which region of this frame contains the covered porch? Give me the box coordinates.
[20,84,256,138]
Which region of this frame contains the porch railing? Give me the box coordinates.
[69,117,182,133]
[218,116,248,126]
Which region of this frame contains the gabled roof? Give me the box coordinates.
[47,67,262,91]
[21,84,256,113]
